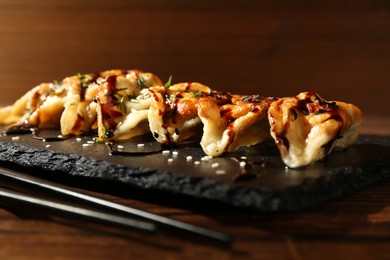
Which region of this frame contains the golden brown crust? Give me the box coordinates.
[148,82,211,144]
[268,92,362,168]
[0,69,163,142]
[0,71,363,168]
[198,91,274,156]
[2,82,67,127]
[94,70,162,141]
[60,75,97,136]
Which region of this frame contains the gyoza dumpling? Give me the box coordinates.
[0,81,67,128]
[0,70,112,131]
[0,89,34,125]
[95,70,162,141]
[148,82,211,144]
[197,91,274,156]
[268,92,363,168]
[61,69,138,136]
[0,69,162,142]
[60,73,100,136]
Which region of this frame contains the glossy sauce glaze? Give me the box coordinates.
[78,73,99,102]
[209,91,275,153]
[0,69,164,142]
[272,92,344,152]
[70,73,100,134]
[26,83,68,127]
[99,74,123,138]
[3,126,68,142]
[150,83,210,145]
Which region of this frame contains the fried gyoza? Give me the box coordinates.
[94,70,162,141]
[268,92,362,168]
[0,69,162,141]
[197,92,274,156]
[0,82,67,127]
[0,70,364,169]
[148,82,211,144]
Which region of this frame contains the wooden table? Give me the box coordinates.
[0,117,387,260]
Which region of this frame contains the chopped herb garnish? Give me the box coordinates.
[70,102,76,106]
[53,80,62,86]
[193,91,203,98]
[164,75,173,88]
[116,95,127,113]
[76,72,96,89]
[50,87,65,96]
[137,75,147,88]
[126,90,139,100]
[94,138,104,144]
[102,125,113,139]
[49,80,65,96]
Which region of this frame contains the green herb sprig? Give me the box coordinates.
[164,75,173,89]
[193,91,203,98]
[137,75,147,88]
[116,94,127,113]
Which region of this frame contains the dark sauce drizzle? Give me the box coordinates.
[3,125,34,135]
[32,130,69,142]
[79,73,100,102]
[230,156,272,182]
[275,92,343,152]
[4,125,68,142]
[296,93,339,116]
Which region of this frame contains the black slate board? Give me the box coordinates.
[0,130,389,212]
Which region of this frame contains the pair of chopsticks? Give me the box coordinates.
[0,166,232,245]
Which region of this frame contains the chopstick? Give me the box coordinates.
[0,166,233,245]
[0,186,156,233]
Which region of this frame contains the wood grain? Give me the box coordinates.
[0,178,390,259]
[0,0,389,118]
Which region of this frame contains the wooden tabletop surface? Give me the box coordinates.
[0,117,387,260]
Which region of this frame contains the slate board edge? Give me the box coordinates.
[0,141,389,212]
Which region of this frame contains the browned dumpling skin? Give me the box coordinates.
[268,92,363,168]
[60,73,100,136]
[0,69,162,142]
[0,71,109,130]
[0,71,363,169]
[0,89,33,125]
[197,92,274,156]
[0,82,67,127]
[148,82,211,144]
[94,70,162,141]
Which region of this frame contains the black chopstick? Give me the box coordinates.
[0,166,233,245]
[0,186,156,233]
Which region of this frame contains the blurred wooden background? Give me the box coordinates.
[0,0,389,120]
